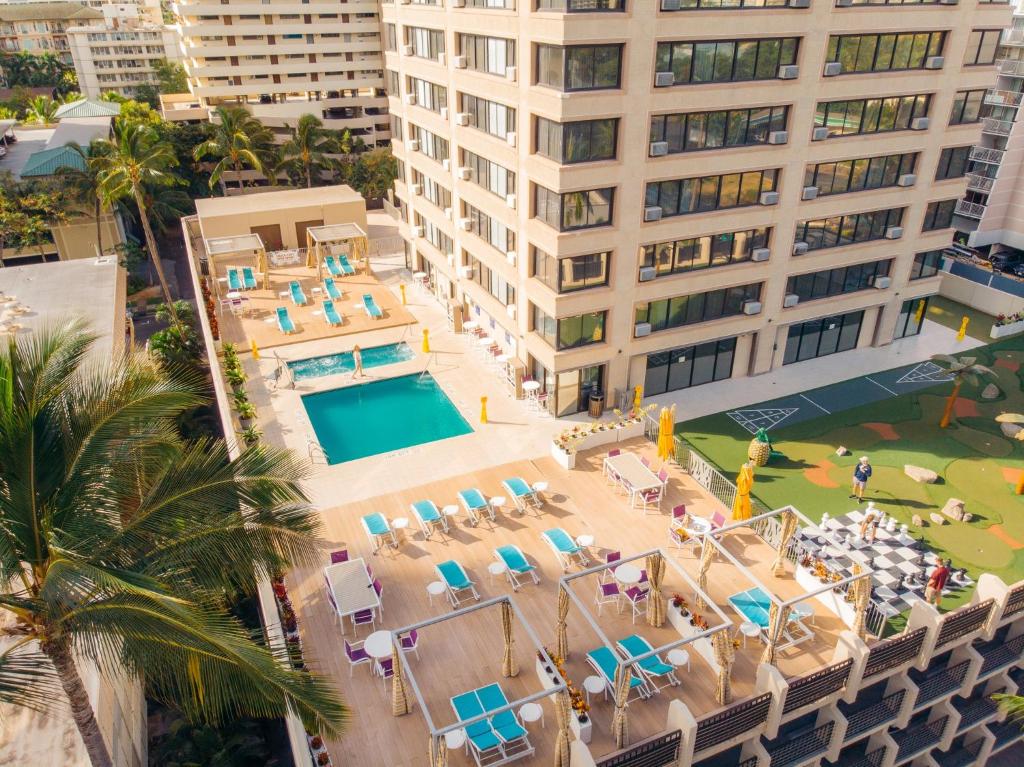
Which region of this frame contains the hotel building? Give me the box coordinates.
[383,0,1013,418]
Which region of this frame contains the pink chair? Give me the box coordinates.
[595,582,621,616]
[672,505,687,520]
[640,456,651,468]
[330,550,349,564]
[344,640,370,676]
[377,656,394,692]
[608,449,621,458]
[710,512,727,530]
[351,609,375,634]
[658,469,669,484]
[637,485,663,512]
[624,586,649,624]
[373,579,384,615]
[605,449,622,486]
[603,551,621,582]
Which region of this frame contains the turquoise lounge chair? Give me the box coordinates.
[411,500,448,538]
[227,268,243,291]
[542,528,589,571]
[361,512,397,552]
[435,559,479,607]
[450,692,503,764]
[289,280,307,306]
[322,299,342,327]
[458,488,490,525]
[476,684,533,752]
[242,266,257,289]
[494,545,539,589]
[276,306,295,334]
[362,293,383,320]
[338,254,356,275]
[324,255,343,277]
[586,646,649,701]
[617,634,680,693]
[323,277,342,300]
[502,477,541,513]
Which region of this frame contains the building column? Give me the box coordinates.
[872,298,902,348]
[731,332,754,379]
[857,305,882,349]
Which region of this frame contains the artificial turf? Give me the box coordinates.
[680,334,1024,610]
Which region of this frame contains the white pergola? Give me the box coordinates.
[304,223,369,280]
[204,233,268,298]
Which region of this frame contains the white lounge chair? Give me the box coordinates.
[493,545,540,590]
[411,500,448,539]
[361,512,397,552]
[542,528,588,571]
[436,559,480,608]
[502,477,542,514]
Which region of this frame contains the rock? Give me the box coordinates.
[930,513,947,526]
[981,383,1000,400]
[963,513,974,523]
[1001,422,1023,439]
[904,465,939,484]
[912,514,924,527]
[941,498,968,522]
[836,446,850,456]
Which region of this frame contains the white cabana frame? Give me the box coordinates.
[204,233,268,297]
[305,223,369,280]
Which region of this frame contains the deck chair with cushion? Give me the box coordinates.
[362,293,383,320]
[322,299,343,327]
[436,559,480,608]
[493,545,539,590]
[361,512,397,552]
[586,646,649,701]
[276,306,296,334]
[325,255,343,277]
[541,528,589,571]
[242,266,257,289]
[458,488,491,525]
[476,684,534,757]
[411,499,448,538]
[617,634,680,693]
[289,280,308,306]
[337,253,356,275]
[502,477,542,514]
[323,277,343,300]
[227,267,243,291]
[450,692,504,767]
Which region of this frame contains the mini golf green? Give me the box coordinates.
[681,336,1024,611]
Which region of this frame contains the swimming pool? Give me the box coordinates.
[302,373,472,464]
[288,342,414,381]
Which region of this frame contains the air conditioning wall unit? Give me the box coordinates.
[760,191,779,205]
[457,217,471,230]
[401,44,414,56]
[836,0,853,5]
[457,265,473,279]
[411,225,424,237]
[767,131,788,145]
[442,158,451,171]
[778,65,799,79]
[897,173,917,187]
[939,0,958,4]
[823,62,842,77]
[644,206,663,222]
[455,112,471,126]
[440,107,449,120]
[407,139,420,151]
[505,194,516,209]
[452,0,466,6]
[446,253,455,267]
[453,55,467,69]
[639,266,657,282]
[403,93,416,105]
[802,186,819,201]
[790,0,810,6]
[506,66,517,80]
[650,141,669,156]
[506,132,517,147]
[506,304,516,319]
[437,53,446,66]
[443,206,453,219]
[874,276,892,289]
[742,300,763,316]
[654,71,674,87]
[661,0,681,9]
[783,293,800,308]
[793,241,809,256]
[634,322,652,338]
[457,167,472,180]
[751,247,770,262]
[812,127,829,141]
[911,117,930,131]
[885,226,904,239]
[925,56,944,69]
[506,250,516,265]
[409,183,422,195]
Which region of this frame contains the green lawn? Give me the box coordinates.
[681,335,1024,610]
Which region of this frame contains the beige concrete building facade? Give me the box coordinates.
[384,0,1012,418]
[0,1,102,63]
[170,0,391,142]
[67,21,180,99]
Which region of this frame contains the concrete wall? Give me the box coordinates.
[52,215,125,260]
[940,271,1024,319]
[197,199,369,251]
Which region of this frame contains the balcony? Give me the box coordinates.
[934,739,985,767]
[863,628,927,680]
[783,659,854,715]
[966,173,995,192]
[892,715,948,763]
[985,89,1024,108]
[842,689,906,740]
[1004,30,1024,46]
[911,660,971,707]
[997,59,1024,76]
[982,117,1014,135]
[765,721,835,767]
[970,146,1005,165]
[827,745,887,767]
[956,200,987,219]
[988,718,1024,750]
[694,693,772,754]
[978,633,1024,676]
[955,695,999,731]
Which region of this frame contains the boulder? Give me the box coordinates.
[941,498,968,522]
[912,514,924,527]
[981,383,1000,400]
[930,513,947,526]
[835,446,850,456]
[904,465,939,484]
[1001,422,1023,439]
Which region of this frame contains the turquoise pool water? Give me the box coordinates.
[302,373,472,464]
[288,342,414,381]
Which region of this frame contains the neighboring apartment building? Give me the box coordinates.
[170,0,391,144]
[383,0,1012,418]
[0,1,102,64]
[67,20,179,98]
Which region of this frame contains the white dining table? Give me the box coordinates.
[604,452,662,497]
[324,557,380,633]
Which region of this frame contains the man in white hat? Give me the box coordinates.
[849,456,872,503]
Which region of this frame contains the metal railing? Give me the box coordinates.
[913,660,971,706]
[864,628,928,679]
[956,696,999,730]
[844,690,906,739]
[1002,582,1024,619]
[595,730,682,767]
[766,721,835,767]
[784,659,854,714]
[694,693,773,753]
[989,718,1024,748]
[997,58,1024,75]
[966,173,995,192]
[955,200,987,219]
[369,235,405,256]
[979,633,1024,675]
[934,738,985,767]
[936,599,994,648]
[970,146,1005,164]
[982,117,1014,135]
[985,89,1024,107]
[894,716,949,761]
[834,746,887,767]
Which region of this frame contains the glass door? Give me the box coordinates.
[894,297,929,339]
[554,364,605,416]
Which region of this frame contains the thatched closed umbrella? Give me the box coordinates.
[555,586,570,661]
[553,690,573,767]
[850,564,872,641]
[501,600,518,677]
[392,646,411,716]
[646,553,666,627]
[696,540,715,610]
[429,736,447,767]
[611,663,631,748]
[760,602,787,666]
[771,510,799,577]
[712,630,735,705]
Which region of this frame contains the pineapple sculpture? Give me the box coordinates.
[747,428,772,467]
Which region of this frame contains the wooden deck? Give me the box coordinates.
[286,439,850,766]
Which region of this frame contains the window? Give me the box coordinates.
[949,89,987,125]
[414,213,453,255]
[533,247,610,293]
[384,23,397,52]
[535,117,618,163]
[460,94,516,140]
[794,208,904,252]
[537,0,624,9]
[464,202,515,252]
[783,311,864,365]
[654,38,799,86]
[786,260,892,303]
[532,305,607,350]
[411,169,451,210]
[935,146,971,180]
[640,227,771,278]
[534,185,614,231]
[461,149,515,199]
[814,94,931,137]
[805,152,917,196]
[644,338,736,398]
[466,254,516,307]
[911,250,944,280]
[846,0,943,4]
[536,44,623,91]
[965,29,1001,66]
[460,34,515,76]
[411,125,449,162]
[663,0,800,7]
[894,297,929,339]
[407,27,445,59]
[635,283,762,333]
[408,76,447,113]
[825,32,945,74]
[922,200,957,231]
[386,69,399,94]
[645,168,778,218]
[466,0,515,7]
[649,106,788,155]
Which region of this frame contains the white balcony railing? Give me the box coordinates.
[997,59,1024,76]
[966,173,995,192]
[955,200,987,219]
[1004,30,1024,46]
[970,146,1005,164]
[985,89,1024,107]
[982,117,1014,135]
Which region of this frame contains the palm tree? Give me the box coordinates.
[930,354,996,428]
[279,114,341,188]
[58,140,112,256]
[0,323,348,767]
[193,106,272,191]
[26,95,58,125]
[994,693,1024,727]
[93,119,179,323]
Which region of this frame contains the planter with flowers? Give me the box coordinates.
[991,311,1024,339]
[534,649,591,743]
[550,406,657,470]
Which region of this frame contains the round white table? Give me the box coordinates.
[392,516,409,544]
[488,560,507,584]
[576,534,595,549]
[444,728,467,751]
[614,563,642,585]
[496,353,510,365]
[583,675,605,704]
[739,621,761,647]
[532,481,549,494]
[364,630,393,659]
[226,290,242,300]
[426,580,446,605]
[490,496,506,513]
[667,648,690,672]
[442,504,459,521]
[686,517,712,536]
[519,702,544,729]
[522,381,541,393]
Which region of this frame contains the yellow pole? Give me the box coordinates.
[250,339,260,360]
[400,284,407,305]
[480,396,488,424]
[1016,472,1024,496]
[957,316,969,341]
[914,299,926,325]
[422,328,430,354]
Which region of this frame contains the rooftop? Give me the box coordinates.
[0,2,102,21]
[194,184,364,220]
[53,98,121,120]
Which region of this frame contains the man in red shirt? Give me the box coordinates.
[925,559,951,607]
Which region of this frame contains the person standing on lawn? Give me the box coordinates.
[850,456,873,503]
[926,559,952,607]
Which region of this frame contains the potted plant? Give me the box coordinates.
[236,401,257,427]
[309,735,324,753]
[239,425,262,446]
[317,752,331,766]
[671,593,689,617]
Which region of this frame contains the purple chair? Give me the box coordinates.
[672,504,687,520]
[595,581,621,616]
[330,549,349,564]
[657,469,669,484]
[624,586,649,624]
[401,629,420,660]
[640,456,651,467]
[377,657,394,691]
[639,569,649,584]
[608,449,621,458]
[603,551,621,582]
[324,575,337,611]
[373,579,384,615]
[365,564,373,579]
[344,640,370,676]
[351,609,375,634]
[710,512,727,530]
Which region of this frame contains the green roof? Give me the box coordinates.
[20,146,85,178]
[54,99,121,120]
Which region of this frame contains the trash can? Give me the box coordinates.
[588,391,605,419]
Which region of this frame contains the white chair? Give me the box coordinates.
[595,581,621,616]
